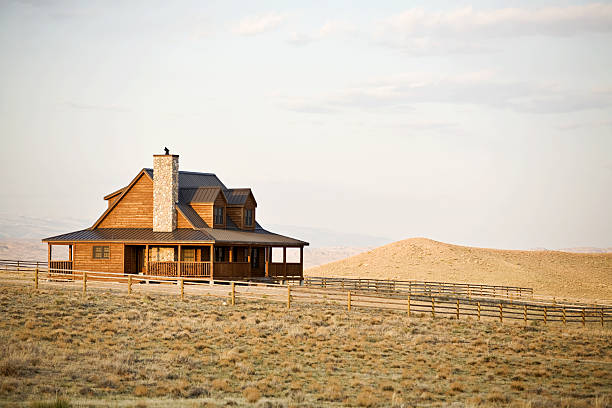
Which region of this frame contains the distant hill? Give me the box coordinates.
[306,238,612,301]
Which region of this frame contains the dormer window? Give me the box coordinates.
[214,207,224,225]
[244,208,253,226]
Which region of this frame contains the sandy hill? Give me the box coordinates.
[306,238,612,301]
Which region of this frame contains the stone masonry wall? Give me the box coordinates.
[153,155,178,232]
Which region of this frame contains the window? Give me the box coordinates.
[92,246,110,259]
[251,247,259,268]
[244,208,253,226]
[214,247,225,262]
[214,207,224,225]
[182,248,196,262]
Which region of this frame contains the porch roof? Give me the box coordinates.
[42,227,308,246]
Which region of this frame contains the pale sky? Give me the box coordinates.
[1,0,611,249]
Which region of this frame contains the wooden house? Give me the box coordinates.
[42,151,308,281]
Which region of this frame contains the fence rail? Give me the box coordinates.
[303,276,534,299]
[0,259,610,327]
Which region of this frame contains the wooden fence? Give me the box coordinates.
[0,260,610,326]
[303,276,534,299]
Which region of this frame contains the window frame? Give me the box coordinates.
[92,245,110,260]
[244,208,253,226]
[214,206,224,225]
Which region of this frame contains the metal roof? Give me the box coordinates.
[144,169,227,189]
[176,204,209,228]
[43,228,214,243]
[224,188,252,205]
[179,187,223,204]
[42,227,308,246]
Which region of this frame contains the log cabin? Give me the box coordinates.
[42,150,308,281]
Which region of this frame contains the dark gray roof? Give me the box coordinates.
[179,187,223,204]
[176,204,209,228]
[43,228,214,243]
[225,188,252,205]
[43,227,307,246]
[144,169,226,189]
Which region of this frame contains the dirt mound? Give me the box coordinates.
[306,238,612,301]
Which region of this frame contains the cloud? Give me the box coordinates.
[279,72,612,115]
[288,20,356,46]
[233,12,287,36]
[377,3,612,53]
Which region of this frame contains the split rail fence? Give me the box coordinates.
[303,276,533,299]
[0,259,610,327]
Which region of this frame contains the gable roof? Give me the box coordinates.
[179,187,226,204]
[143,168,226,189]
[225,188,256,206]
[92,169,152,229]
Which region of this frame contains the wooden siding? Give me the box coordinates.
[176,210,191,228]
[73,243,124,274]
[191,203,214,227]
[227,206,243,229]
[98,174,153,228]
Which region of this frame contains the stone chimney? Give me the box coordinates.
[153,150,179,232]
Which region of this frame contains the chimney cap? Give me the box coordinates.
[164,147,169,155]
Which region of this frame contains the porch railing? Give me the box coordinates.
[267,262,303,280]
[49,261,73,274]
[214,262,250,279]
[148,261,211,277]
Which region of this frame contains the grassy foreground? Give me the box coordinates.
[0,282,610,407]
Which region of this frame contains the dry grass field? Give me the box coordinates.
[306,238,612,301]
[0,282,611,407]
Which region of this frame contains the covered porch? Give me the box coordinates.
[46,242,304,281]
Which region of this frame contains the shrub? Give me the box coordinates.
[133,385,148,397]
[243,386,261,403]
[356,389,378,407]
[29,399,72,408]
[450,382,464,392]
[212,378,231,392]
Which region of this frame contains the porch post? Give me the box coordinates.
[210,244,214,281]
[229,246,233,263]
[265,247,269,277]
[145,244,149,274]
[68,245,72,261]
[178,244,182,277]
[300,246,303,278]
[283,246,287,280]
[248,246,252,280]
[48,243,52,273]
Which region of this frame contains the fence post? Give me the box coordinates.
[524,304,527,324]
[347,291,351,312]
[467,288,471,299]
[287,286,291,309]
[231,282,236,306]
[499,303,503,323]
[601,308,605,327]
[431,297,435,318]
[34,267,39,290]
[582,308,586,327]
[180,278,184,301]
[17,260,20,272]
[477,302,481,321]
[544,306,547,325]
[407,295,411,317]
[456,299,460,320]
[562,307,566,326]
[82,272,87,296]
[128,275,132,295]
